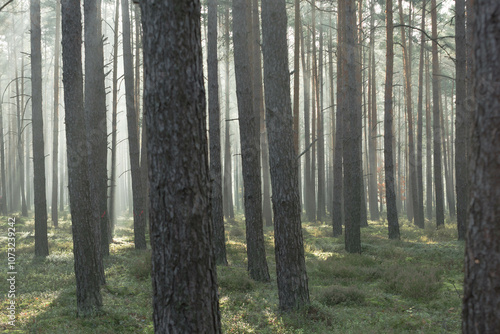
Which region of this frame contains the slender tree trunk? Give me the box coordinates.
[425,50,433,220]
[332,0,344,237]
[261,0,310,311]
[431,0,445,227]
[398,0,423,228]
[343,0,362,253]
[385,0,400,240]
[223,5,234,220]
[328,15,335,218]
[208,0,228,266]
[232,0,270,282]
[141,0,222,330]
[122,0,146,249]
[31,0,49,257]
[108,0,120,240]
[0,92,6,215]
[416,0,426,228]
[455,0,467,240]
[250,0,272,227]
[15,71,27,217]
[463,1,500,330]
[61,0,102,316]
[51,0,61,227]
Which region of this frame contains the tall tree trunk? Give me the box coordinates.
[455,0,467,240]
[61,0,102,316]
[250,0,272,227]
[122,0,146,249]
[85,0,109,262]
[261,0,310,311]
[343,0,362,253]
[328,14,335,218]
[332,0,344,237]
[385,0,400,240]
[108,0,120,240]
[0,91,6,215]
[208,0,228,266]
[232,0,270,282]
[223,5,234,220]
[141,0,222,330]
[15,70,27,217]
[51,0,61,227]
[398,0,423,228]
[463,1,500,330]
[293,0,300,155]
[431,0,445,227]
[416,0,426,229]
[31,0,49,257]
[425,50,433,220]
[368,0,380,221]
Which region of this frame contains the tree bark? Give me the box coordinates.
[61,0,102,316]
[208,0,228,266]
[416,0,426,230]
[51,0,61,227]
[431,0,445,227]
[122,0,146,249]
[425,50,433,220]
[232,0,270,282]
[31,0,49,257]
[463,1,500,330]
[261,0,310,311]
[140,0,222,331]
[385,0,400,240]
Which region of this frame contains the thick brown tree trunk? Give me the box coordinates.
[462,1,500,330]
[141,1,222,331]
[61,0,102,316]
[232,0,270,282]
[261,0,310,311]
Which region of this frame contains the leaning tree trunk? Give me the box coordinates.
[31,0,49,257]
[261,0,310,311]
[61,0,102,316]
[122,0,146,249]
[384,0,400,240]
[140,0,222,331]
[463,1,500,331]
[208,0,228,266]
[232,0,270,282]
[431,0,445,227]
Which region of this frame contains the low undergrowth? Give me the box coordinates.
[0,213,463,333]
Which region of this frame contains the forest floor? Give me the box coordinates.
[0,213,463,333]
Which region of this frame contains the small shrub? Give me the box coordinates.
[218,267,255,293]
[316,285,366,306]
[228,226,245,239]
[382,264,442,300]
[129,250,151,280]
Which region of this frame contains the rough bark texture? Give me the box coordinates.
[140,0,222,331]
[208,0,228,266]
[232,0,270,282]
[61,0,102,316]
[261,0,310,311]
[462,1,500,331]
[431,0,445,227]
[384,0,400,240]
[85,0,109,263]
[31,0,49,257]
[343,0,361,253]
[455,0,467,241]
[51,0,61,227]
[122,0,146,249]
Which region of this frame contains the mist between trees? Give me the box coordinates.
[0,0,498,332]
